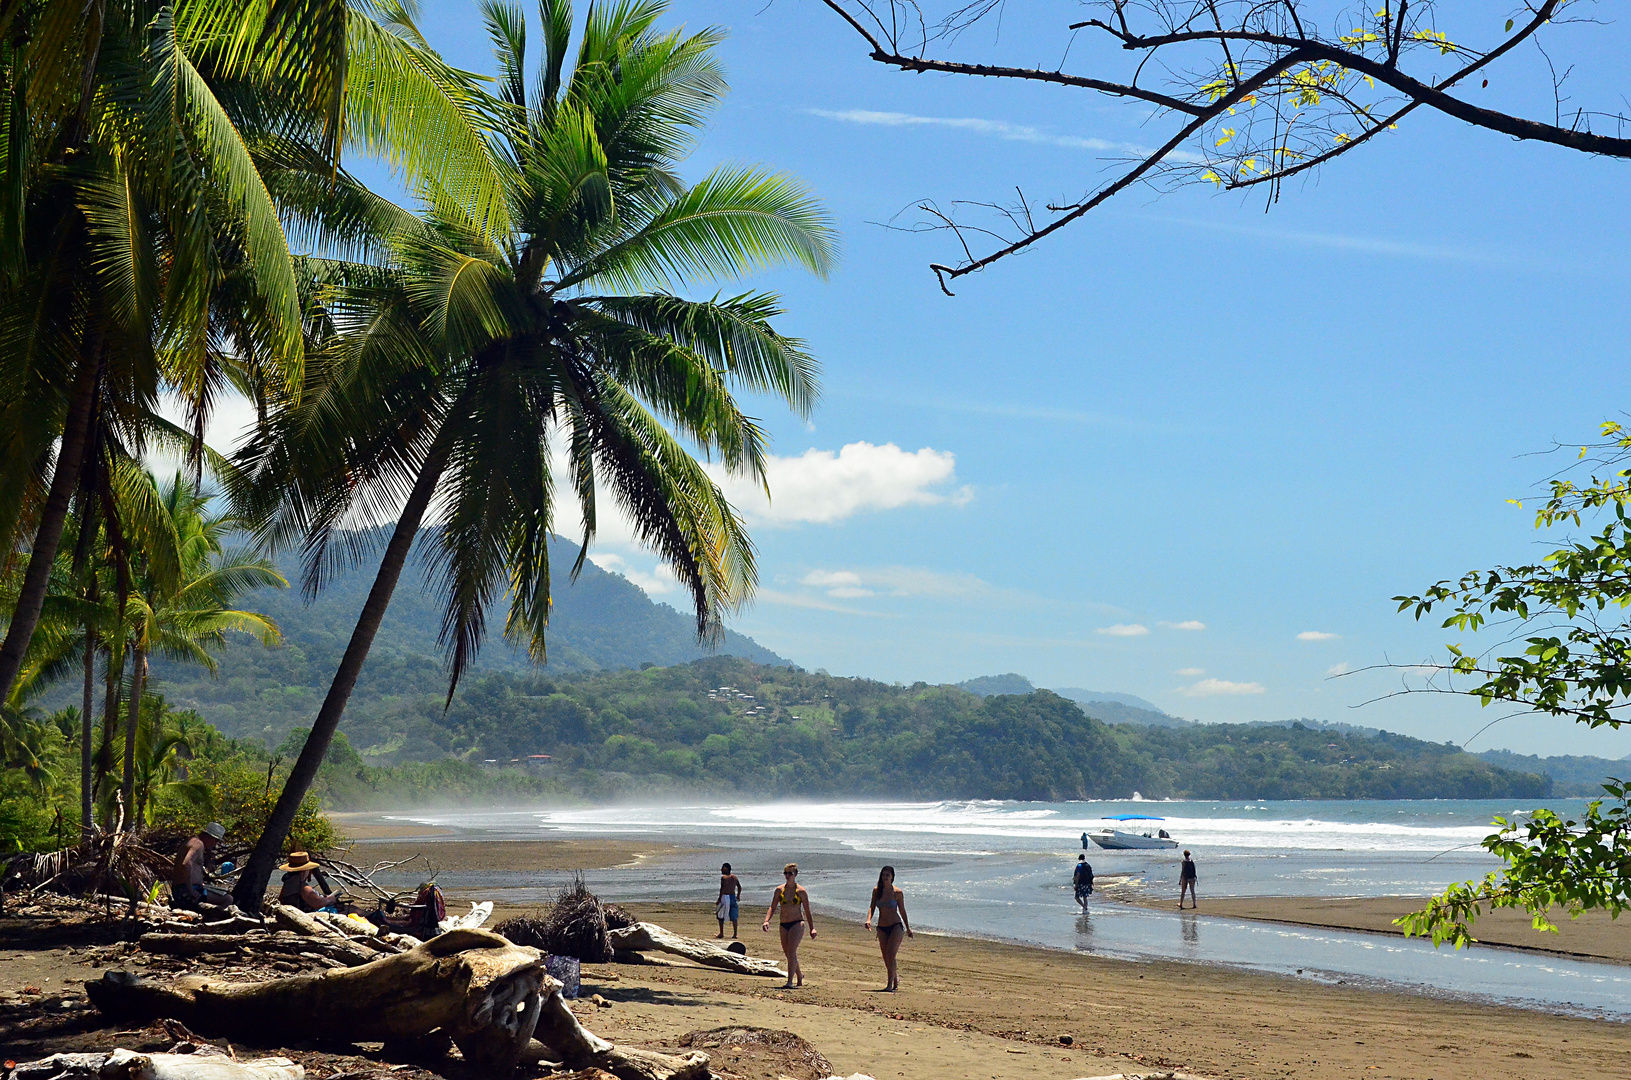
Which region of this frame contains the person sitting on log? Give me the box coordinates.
[278,852,343,912]
[171,822,226,910]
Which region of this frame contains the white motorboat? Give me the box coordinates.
[1089,814,1179,850]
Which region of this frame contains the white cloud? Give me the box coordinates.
[586,552,678,596]
[1326,662,1352,677]
[1175,667,1205,677]
[1297,631,1340,641]
[1096,623,1150,637]
[809,108,1205,163]
[799,566,988,600]
[1180,678,1266,697]
[1161,620,1207,631]
[710,441,971,526]
[755,588,891,616]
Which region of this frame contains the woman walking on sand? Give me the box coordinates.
[864,865,912,991]
[762,862,816,988]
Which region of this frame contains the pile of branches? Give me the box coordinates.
[2,830,174,911]
[603,903,636,931]
[494,874,614,962]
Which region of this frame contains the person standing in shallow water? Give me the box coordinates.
[1073,854,1094,909]
[864,865,912,991]
[762,862,816,988]
[715,862,742,938]
[1178,849,1198,909]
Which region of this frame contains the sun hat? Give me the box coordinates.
[202,822,226,840]
[279,851,320,872]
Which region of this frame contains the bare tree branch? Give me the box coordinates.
[817,0,1631,289]
[928,50,1307,293]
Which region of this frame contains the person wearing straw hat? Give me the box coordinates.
[171,822,226,910]
[278,851,341,912]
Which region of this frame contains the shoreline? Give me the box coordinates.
[569,901,1631,1079]
[4,893,1627,1079]
[1129,894,1631,967]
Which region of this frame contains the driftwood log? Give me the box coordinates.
[607,923,786,977]
[12,1050,302,1080]
[86,928,709,1080]
[88,929,545,1070]
[525,988,709,1080]
[137,931,382,967]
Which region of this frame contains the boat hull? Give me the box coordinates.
[1090,830,1179,850]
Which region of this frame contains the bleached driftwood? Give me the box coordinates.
[607,923,786,978]
[12,1050,301,1080]
[87,927,709,1080]
[88,929,545,1069]
[270,904,335,938]
[525,986,709,1080]
[137,931,378,967]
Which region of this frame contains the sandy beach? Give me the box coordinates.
[553,901,1627,1080]
[4,890,1627,1080]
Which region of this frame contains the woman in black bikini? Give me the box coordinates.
[864,865,912,991]
[762,862,816,988]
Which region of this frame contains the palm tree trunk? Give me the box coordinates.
[94,643,123,829]
[120,642,145,831]
[233,437,453,909]
[80,625,95,836]
[0,338,100,703]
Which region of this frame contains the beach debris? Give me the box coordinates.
[85,928,546,1071]
[590,993,612,1008]
[2,832,173,914]
[1059,1034,1074,1045]
[526,982,709,1080]
[494,875,612,962]
[547,953,583,998]
[10,1050,302,1080]
[677,1027,832,1080]
[602,903,637,930]
[606,922,786,978]
[81,927,710,1080]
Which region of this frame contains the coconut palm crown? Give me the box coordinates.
[250,0,838,690]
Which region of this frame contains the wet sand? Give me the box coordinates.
[568,901,1627,1080]
[1147,895,1631,966]
[336,837,682,872]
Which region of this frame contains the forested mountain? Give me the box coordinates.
[958,675,1187,727]
[267,657,1549,803]
[1476,748,1631,797]
[145,534,785,753]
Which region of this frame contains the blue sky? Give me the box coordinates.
[339,1,1631,756]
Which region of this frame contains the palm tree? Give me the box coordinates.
[0,0,506,706]
[115,696,212,829]
[2,465,284,828]
[232,0,838,905]
[114,469,284,826]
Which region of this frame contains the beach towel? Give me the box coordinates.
[716,895,732,921]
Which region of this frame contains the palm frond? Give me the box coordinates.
[559,165,837,293]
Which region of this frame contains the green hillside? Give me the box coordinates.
[144,534,786,753]
[264,656,1550,804]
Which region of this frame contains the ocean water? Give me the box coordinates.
[391,798,1631,1019]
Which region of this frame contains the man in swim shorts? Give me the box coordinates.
[716,862,742,938]
[1073,854,1094,909]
